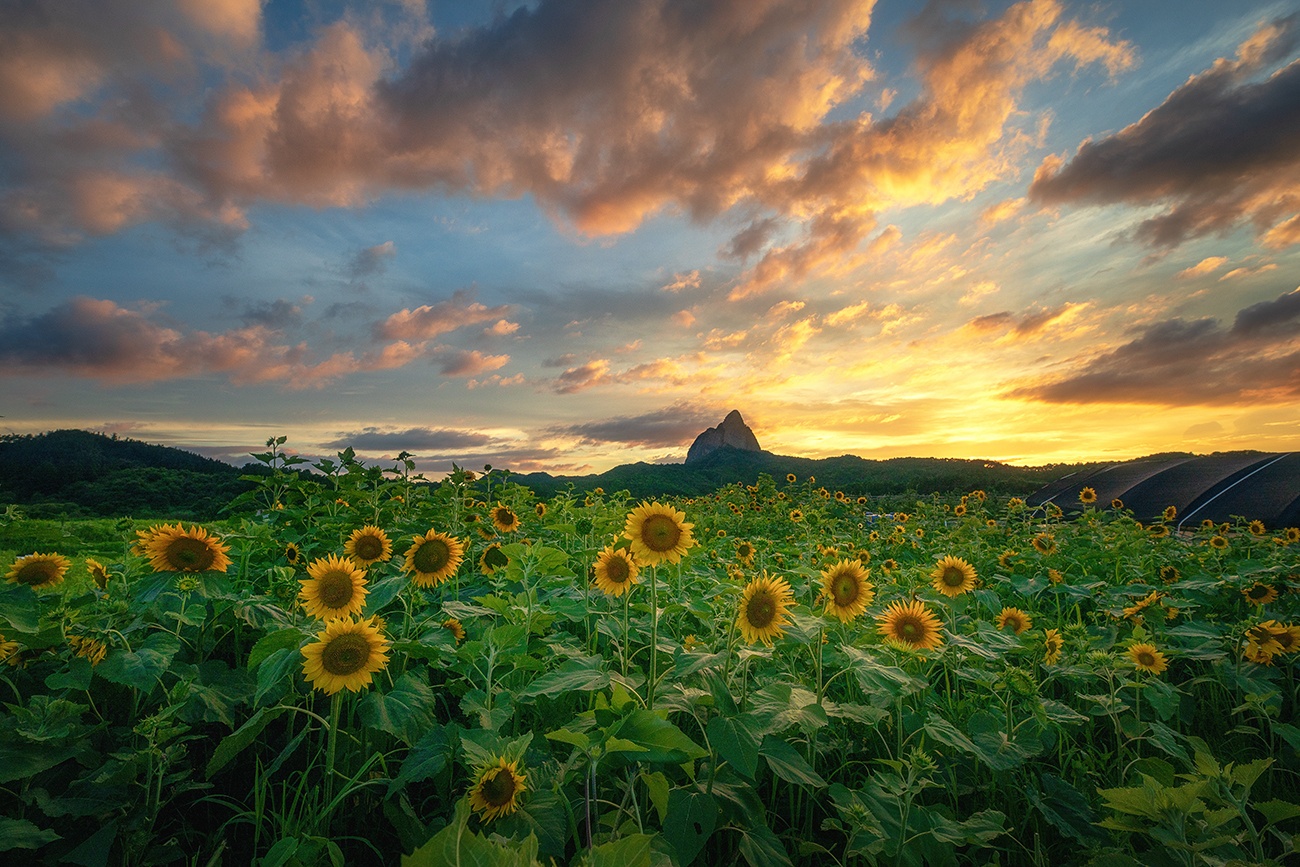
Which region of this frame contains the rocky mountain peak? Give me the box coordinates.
[685,410,762,464]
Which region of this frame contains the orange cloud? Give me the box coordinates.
[1177,256,1228,279]
[377,292,512,340]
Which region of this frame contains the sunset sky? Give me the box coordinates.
[2,0,1299,476]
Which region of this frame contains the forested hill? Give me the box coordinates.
[0,429,257,519]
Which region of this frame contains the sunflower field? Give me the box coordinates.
[2,442,1299,866]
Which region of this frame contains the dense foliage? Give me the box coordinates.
[0,439,1297,866]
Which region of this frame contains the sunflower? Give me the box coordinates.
[85,558,111,590]
[1128,643,1168,675]
[1079,487,1097,505]
[998,550,1017,569]
[143,524,231,573]
[737,574,794,646]
[5,553,71,588]
[1258,620,1299,654]
[822,560,874,623]
[1031,533,1056,556]
[1149,524,1169,539]
[1243,642,1275,665]
[593,546,639,597]
[877,599,944,651]
[1242,583,1277,606]
[443,618,466,643]
[1162,506,1177,522]
[479,543,509,575]
[1042,628,1064,665]
[857,496,868,505]
[284,542,303,566]
[716,529,727,538]
[1123,590,1161,620]
[880,558,898,574]
[300,617,391,694]
[624,502,696,566]
[0,633,19,665]
[954,504,967,517]
[299,554,369,621]
[735,540,757,566]
[1111,498,1125,510]
[490,504,521,533]
[468,758,527,822]
[1247,519,1266,536]
[1285,527,1300,544]
[996,607,1033,635]
[404,530,465,588]
[344,525,392,567]
[1007,497,1026,510]
[67,634,108,666]
[1209,535,1229,550]
[1048,568,1064,584]
[930,556,977,598]
[1159,565,1181,583]
[534,502,547,518]
[789,509,804,523]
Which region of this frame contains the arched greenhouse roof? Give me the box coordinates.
[1027,451,1300,530]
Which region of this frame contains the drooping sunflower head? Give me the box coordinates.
[344,525,392,567]
[1031,533,1056,556]
[468,758,527,822]
[299,554,369,620]
[443,618,466,643]
[490,504,521,533]
[479,543,509,575]
[1162,505,1177,522]
[877,599,943,651]
[534,502,547,518]
[997,550,1017,569]
[735,540,757,565]
[821,560,874,623]
[300,617,391,694]
[0,632,20,665]
[1048,568,1065,584]
[1159,565,1181,584]
[68,634,108,666]
[6,552,71,588]
[404,530,465,588]
[1242,582,1278,606]
[1079,487,1097,505]
[85,558,111,590]
[624,502,695,566]
[930,555,977,598]
[593,546,639,597]
[737,573,794,646]
[995,607,1033,635]
[1127,642,1168,675]
[1042,628,1064,665]
[144,524,231,573]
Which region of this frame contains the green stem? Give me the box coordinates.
[324,692,343,809]
[648,565,659,709]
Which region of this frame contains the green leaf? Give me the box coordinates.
[1037,698,1088,726]
[254,647,301,706]
[402,800,540,867]
[95,633,180,692]
[841,647,929,705]
[583,833,674,867]
[389,726,450,794]
[662,789,718,867]
[359,672,439,746]
[0,584,40,633]
[639,771,670,824]
[364,573,408,613]
[0,741,84,783]
[1026,773,1108,843]
[544,728,592,752]
[60,821,117,867]
[608,710,707,765]
[0,817,60,852]
[1254,799,1300,826]
[492,789,571,860]
[736,819,793,867]
[516,656,609,700]
[44,656,93,691]
[247,627,305,669]
[707,714,761,779]
[206,706,287,779]
[759,736,826,789]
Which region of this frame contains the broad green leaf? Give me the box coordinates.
[0,741,84,783]
[0,584,40,633]
[254,647,301,707]
[608,710,707,765]
[0,817,59,852]
[359,672,439,746]
[493,789,571,860]
[544,728,592,752]
[1026,773,1108,843]
[707,714,761,779]
[96,633,181,693]
[247,627,305,669]
[60,821,117,867]
[206,706,287,779]
[662,789,718,867]
[402,800,540,867]
[1037,698,1088,726]
[582,833,673,867]
[639,771,669,824]
[928,809,1006,846]
[44,656,93,691]
[517,656,609,700]
[736,819,793,867]
[759,736,826,789]
[389,726,450,794]
[364,573,408,612]
[1253,799,1300,826]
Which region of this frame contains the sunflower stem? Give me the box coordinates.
[324,691,343,808]
[648,565,659,709]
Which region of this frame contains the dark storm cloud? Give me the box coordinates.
[236,298,303,329]
[347,241,396,278]
[1009,288,1300,405]
[322,427,496,451]
[1029,16,1300,249]
[551,401,720,448]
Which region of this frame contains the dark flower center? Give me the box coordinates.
[17,563,56,586]
[321,633,370,675]
[746,592,776,628]
[641,515,680,551]
[480,767,516,806]
[167,538,215,571]
[318,571,356,609]
[831,572,859,604]
[413,539,451,573]
[941,567,966,587]
[604,556,630,584]
[353,534,384,560]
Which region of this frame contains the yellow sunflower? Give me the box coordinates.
[737,573,794,646]
[624,502,696,566]
[299,554,369,621]
[1042,628,1063,665]
[1031,533,1056,556]
[1079,487,1097,504]
[1159,565,1181,583]
[1248,519,1266,536]
[300,617,391,694]
[1284,527,1300,544]
[1260,621,1299,654]
[534,502,547,518]
[786,473,797,483]
[344,525,392,567]
[1242,583,1277,606]
[592,546,639,597]
[735,540,757,566]
[1162,506,1177,522]
[404,530,465,588]
[930,555,977,598]
[1128,643,1168,675]
[997,550,1017,569]
[857,496,868,505]
[1209,535,1229,550]
[1048,568,1064,584]
[880,558,898,574]
[877,599,943,651]
[468,758,527,822]
[85,558,111,590]
[1111,498,1124,510]
[490,504,521,533]
[479,543,509,575]
[5,552,71,588]
[443,618,466,643]
[995,607,1033,635]
[1149,524,1169,539]
[67,634,108,666]
[0,632,19,665]
[822,560,874,623]
[789,509,804,523]
[954,504,967,517]
[284,542,302,566]
[143,524,231,573]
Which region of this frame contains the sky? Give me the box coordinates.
[2,0,1300,476]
